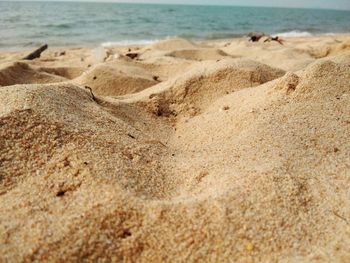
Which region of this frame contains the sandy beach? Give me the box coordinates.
[1,34,350,262]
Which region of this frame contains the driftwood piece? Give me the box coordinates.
[248,32,265,42]
[84,86,96,102]
[125,53,138,59]
[264,36,284,45]
[23,44,48,60]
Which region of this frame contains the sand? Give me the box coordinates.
[0,35,350,262]
[74,63,158,96]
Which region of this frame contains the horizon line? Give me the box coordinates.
[1,0,350,11]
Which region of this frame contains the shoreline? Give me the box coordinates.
[1,32,350,53]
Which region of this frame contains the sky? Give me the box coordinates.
[3,0,350,10]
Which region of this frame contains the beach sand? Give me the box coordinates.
[1,35,350,262]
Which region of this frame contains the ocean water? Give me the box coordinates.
[1,1,350,49]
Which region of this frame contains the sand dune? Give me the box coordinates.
[1,36,350,262]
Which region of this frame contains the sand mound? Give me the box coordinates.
[121,58,285,117]
[134,57,196,81]
[103,55,196,82]
[0,83,172,195]
[310,38,350,58]
[0,80,187,261]
[222,39,314,71]
[138,39,228,63]
[157,56,350,261]
[148,38,197,51]
[37,66,85,79]
[169,55,350,194]
[0,62,67,86]
[74,63,158,96]
[166,48,230,61]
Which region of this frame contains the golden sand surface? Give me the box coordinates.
[0,35,350,262]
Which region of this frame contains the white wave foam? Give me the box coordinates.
[325,32,336,36]
[273,31,313,38]
[101,39,158,47]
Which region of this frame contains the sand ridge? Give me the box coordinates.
[0,35,350,262]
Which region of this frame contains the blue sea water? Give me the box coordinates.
[0,1,350,49]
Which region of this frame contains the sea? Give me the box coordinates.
[1,1,350,50]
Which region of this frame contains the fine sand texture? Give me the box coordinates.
[1,35,350,262]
